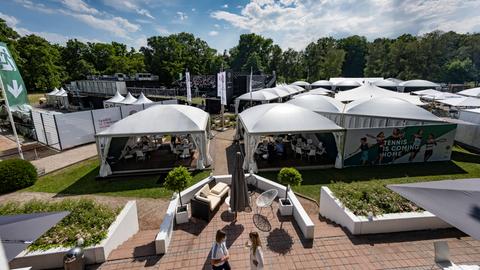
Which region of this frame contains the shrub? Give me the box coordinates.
[277,167,302,200]
[0,199,120,251]
[0,159,38,194]
[329,180,421,216]
[164,166,192,206]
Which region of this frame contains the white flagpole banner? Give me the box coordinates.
[220,72,227,105]
[217,72,222,97]
[249,68,253,103]
[186,71,192,103]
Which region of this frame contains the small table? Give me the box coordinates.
[255,189,278,215]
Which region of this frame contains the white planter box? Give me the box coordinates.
[175,204,189,224]
[10,201,139,270]
[319,187,451,235]
[279,198,293,216]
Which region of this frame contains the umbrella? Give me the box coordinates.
[0,211,69,261]
[229,152,250,218]
[388,179,480,240]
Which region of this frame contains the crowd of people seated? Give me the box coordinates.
[118,134,196,162]
[254,134,327,163]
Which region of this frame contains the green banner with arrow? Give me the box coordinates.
[0,42,29,108]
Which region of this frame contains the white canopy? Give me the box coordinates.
[55,89,67,96]
[335,83,424,105]
[47,88,59,96]
[388,179,480,240]
[293,88,332,98]
[292,81,310,87]
[422,92,463,101]
[104,91,125,103]
[399,79,440,90]
[344,97,442,122]
[262,87,291,98]
[458,87,480,97]
[312,80,333,86]
[238,103,344,171]
[118,92,137,104]
[288,84,307,92]
[373,79,398,88]
[438,97,480,107]
[287,95,344,114]
[335,80,361,87]
[96,104,211,176]
[132,93,154,104]
[277,85,300,94]
[236,90,279,101]
[412,89,442,96]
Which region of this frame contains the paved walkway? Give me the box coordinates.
[210,129,238,175]
[31,143,97,174]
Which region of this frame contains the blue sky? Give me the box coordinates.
[1,0,480,53]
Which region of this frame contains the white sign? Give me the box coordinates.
[186,71,191,103]
[217,71,227,105]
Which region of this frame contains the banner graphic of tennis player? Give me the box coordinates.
[343,124,457,167]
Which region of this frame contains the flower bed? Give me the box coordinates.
[0,199,120,251]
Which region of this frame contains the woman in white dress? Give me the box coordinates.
[248,231,265,270]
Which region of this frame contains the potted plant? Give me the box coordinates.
[164,166,192,224]
[277,167,302,216]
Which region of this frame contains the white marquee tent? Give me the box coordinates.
[132,93,154,104]
[388,179,480,240]
[237,103,345,171]
[412,89,443,96]
[311,80,333,89]
[399,79,441,92]
[458,87,480,97]
[235,90,280,113]
[263,87,291,99]
[293,88,333,98]
[287,94,345,123]
[96,104,211,177]
[277,84,300,94]
[334,80,361,90]
[103,91,125,108]
[373,79,398,90]
[335,83,424,105]
[288,84,307,93]
[291,81,310,88]
[438,97,480,108]
[118,92,137,105]
[46,87,59,105]
[342,97,443,128]
[54,88,69,108]
[459,108,480,124]
[422,92,463,101]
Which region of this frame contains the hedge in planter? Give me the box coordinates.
[0,198,120,251]
[0,159,38,194]
[164,166,192,208]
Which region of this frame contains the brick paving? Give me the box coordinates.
[96,191,480,269]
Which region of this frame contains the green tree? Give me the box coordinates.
[364,38,392,77]
[229,33,274,73]
[61,39,96,80]
[338,35,368,77]
[16,35,62,91]
[443,58,477,83]
[0,18,22,72]
[164,166,192,207]
[321,48,345,78]
[279,48,304,82]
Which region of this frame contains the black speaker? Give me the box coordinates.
[205,98,221,114]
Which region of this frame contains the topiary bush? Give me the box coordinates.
[0,159,38,194]
[277,167,302,200]
[164,166,192,206]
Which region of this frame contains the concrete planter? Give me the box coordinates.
[175,204,189,224]
[279,198,293,216]
[10,201,139,270]
[319,187,451,235]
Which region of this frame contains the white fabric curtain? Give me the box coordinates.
[243,133,260,172]
[192,132,211,169]
[98,136,112,177]
[333,131,345,169]
[235,99,241,114]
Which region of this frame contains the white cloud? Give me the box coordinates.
[61,0,99,15]
[214,24,220,28]
[14,0,55,14]
[155,25,170,35]
[211,0,480,50]
[192,8,196,12]
[176,11,188,21]
[64,11,141,38]
[0,12,19,27]
[209,30,219,36]
[222,4,229,8]
[102,0,155,19]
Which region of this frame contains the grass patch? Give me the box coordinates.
[28,93,46,105]
[259,146,480,215]
[0,199,120,251]
[23,158,211,199]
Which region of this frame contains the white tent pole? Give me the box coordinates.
[0,75,24,159]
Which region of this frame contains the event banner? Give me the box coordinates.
[0,42,29,108]
[343,124,457,167]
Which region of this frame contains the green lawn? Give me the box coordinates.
[23,158,211,199]
[28,92,46,105]
[259,146,480,202]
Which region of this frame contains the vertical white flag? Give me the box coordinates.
[220,72,227,105]
[185,71,191,103]
[249,68,253,102]
[217,72,222,97]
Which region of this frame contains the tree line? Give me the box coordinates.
[1,17,479,92]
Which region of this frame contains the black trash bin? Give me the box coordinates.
[63,246,85,270]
